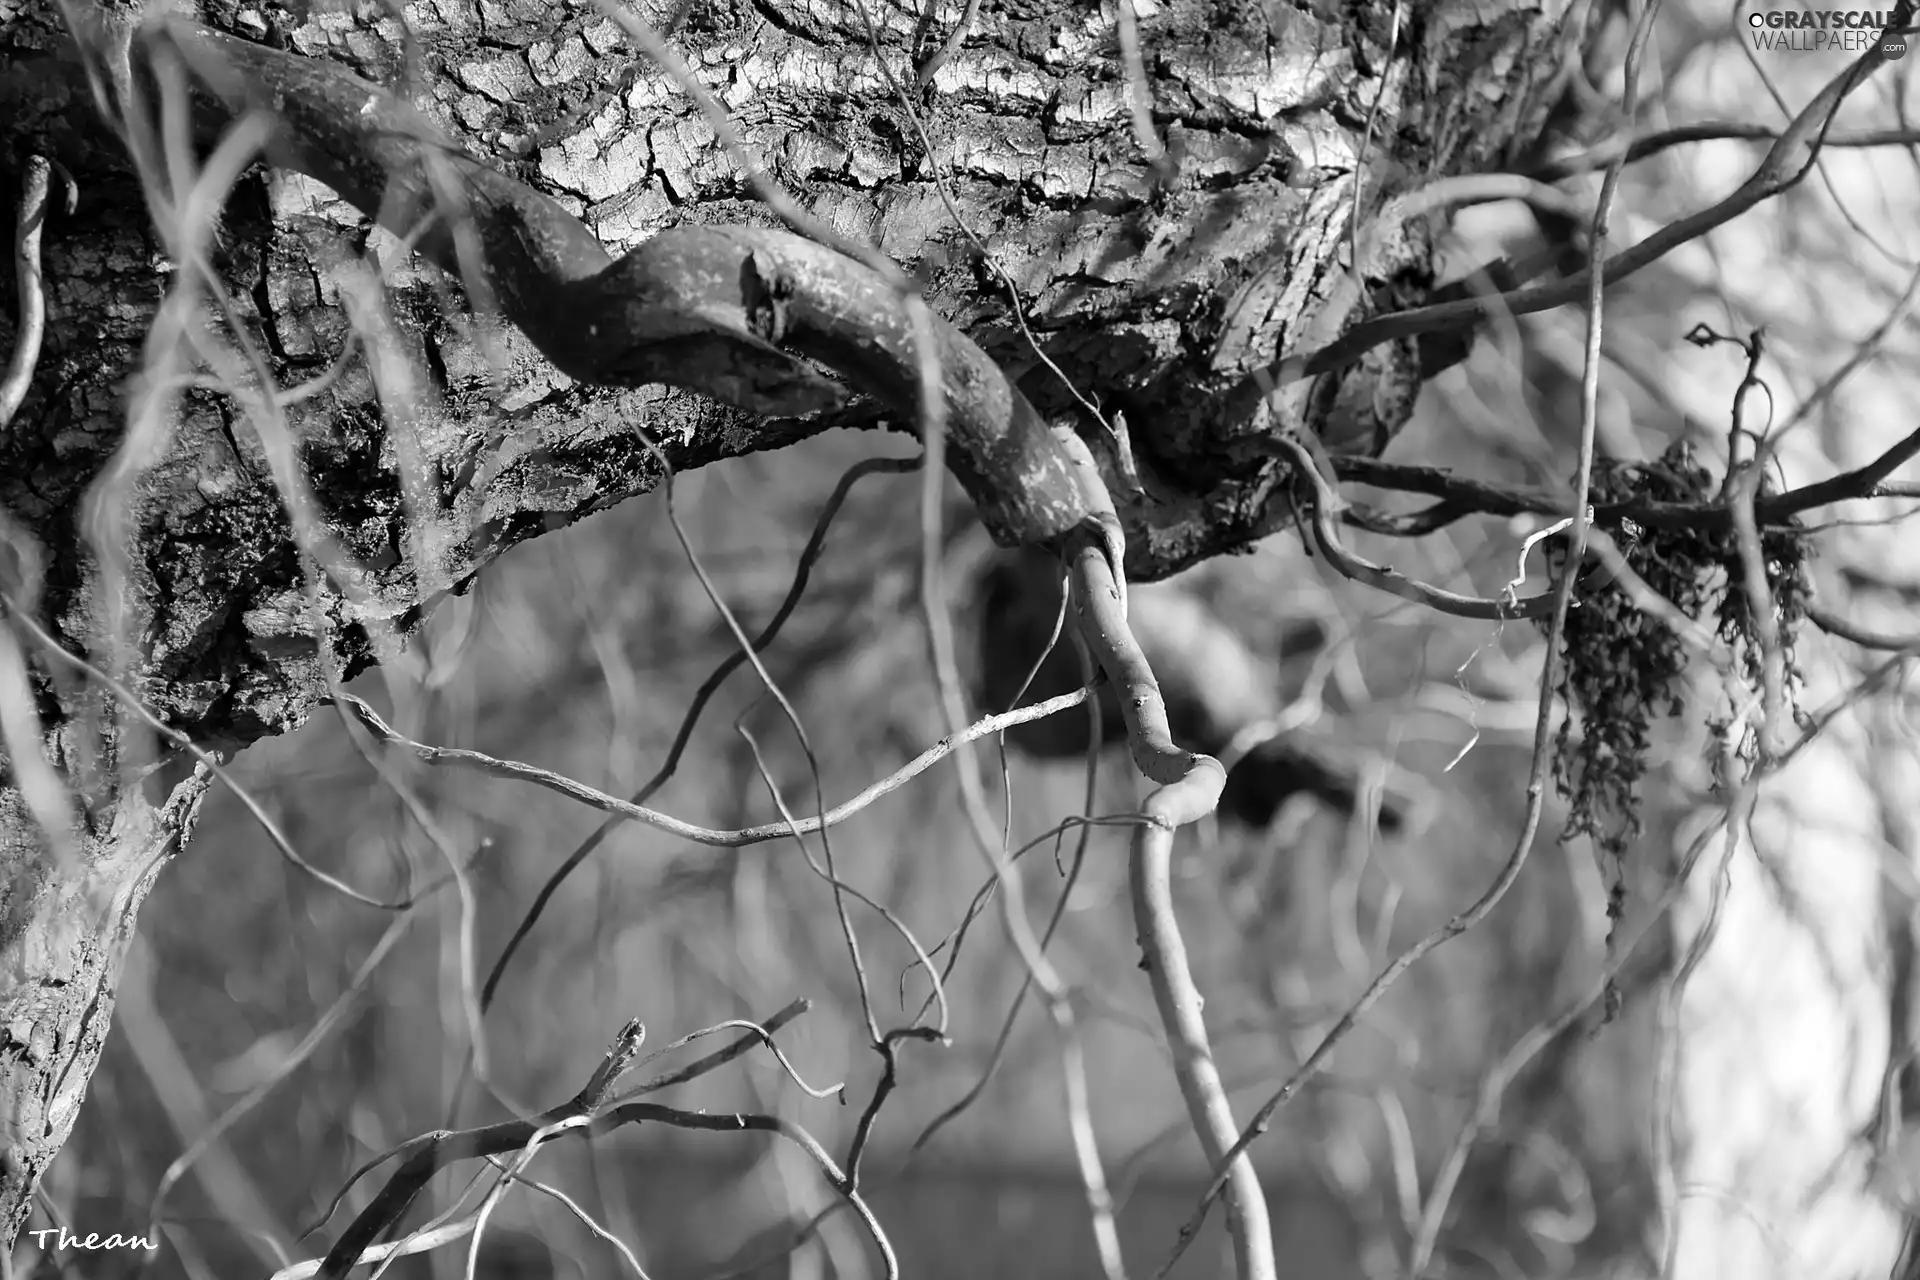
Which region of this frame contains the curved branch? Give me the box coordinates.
[307,1011,854,1279]
[106,16,1109,555]
[1065,529,1276,1280]
[1809,605,1920,651]
[1529,121,1920,182]
[0,155,52,429]
[1332,420,1920,537]
[1284,439,1568,619]
[1764,423,1920,521]
[333,686,1093,846]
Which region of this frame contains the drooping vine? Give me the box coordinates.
[1538,440,1812,901]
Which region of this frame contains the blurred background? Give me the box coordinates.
[65,424,1660,1280]
[31,4,1920,1278]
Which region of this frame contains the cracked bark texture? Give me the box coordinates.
[0,0,1585,1242]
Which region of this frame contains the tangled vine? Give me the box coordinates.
[1538,440,1813,902]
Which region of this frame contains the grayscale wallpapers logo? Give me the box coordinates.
[1745,9,1910,57]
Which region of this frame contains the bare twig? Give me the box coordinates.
[1654,737,1753,1274]
[1168,2,1664,1266]
[0,612,78,869]
[1114,0,1167,169]
[300,1006,812,1247]
[304,1016,895,1280]
[482,1157,651,1278]
[626,421,923,1062]
[1730,465,1788,751]
[734,721,948,1054]
[1277,436,1594,620]
[910,640,1107,1152]
[1,596,425,909]
[1327,418,1920,537]
[0,156,54,428]
[1408,782,1751,1276]
[1529,121,1920,182]
[146,915,415,1245]
[1809,606,1920,652]
[613,999,813,1096]
[269,1218,478,1280]
[1761,423,1920,521]
[1772,259,1920,443]
[912,0,980,90]
[1064,533,1273,1280]
[471,455,916,1019]
[332,686,1091,846]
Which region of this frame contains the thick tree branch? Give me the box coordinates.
[0,0,1597,1255]
[117,17,1111,558]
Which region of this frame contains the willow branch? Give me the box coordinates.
[1332,420,1920,536]
[84,14,1111,557]
[0,155,53,429]
[332,687,1091,847]
[1529,121,1920,182]
[1281,439,1571,620]
[1065,531,1275,1280]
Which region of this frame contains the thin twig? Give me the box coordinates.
[626,422,915,1055]
[931,541,1135,1280]
[901,558,1071,1019]
[1730,466,1788,751]
[470,455,916,1017]
[269,1218,479,1280]
[483,1158,651,1278]
[1409,780,1752,1276]
[912,0,979,91]
[1654,736,1751,1275]
[1528,121,1920,181]
[1167,1,1665,1266]
[332,687,1090,846]
[1809,606,1920,651]
[1259,6,1914,389]
[1326,418,1920,537]
[614,999,813,1096]
[1,596,424,909]
[1114,0,1167,169]
[146,915,415,1245]
[0,155,54,428]
[1771,259,1920,444]
[1278,437,1588,620]
[1064,531,1273,1280]
[734,722,948,1054]
[910,640,1108,1152]
[0,610,78,869]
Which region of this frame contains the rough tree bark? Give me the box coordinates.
[0,0,1588,1244]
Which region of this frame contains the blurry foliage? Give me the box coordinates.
[1538,440,1812,903]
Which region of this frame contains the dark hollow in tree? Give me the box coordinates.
[973,549,1402,833]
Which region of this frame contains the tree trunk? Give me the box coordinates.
[0,0,1587,1242]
